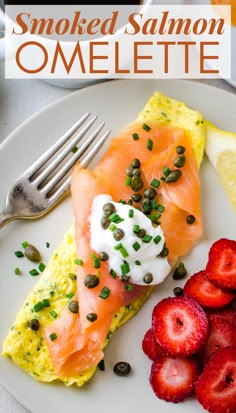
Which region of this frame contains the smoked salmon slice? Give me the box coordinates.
[45,121,202,377]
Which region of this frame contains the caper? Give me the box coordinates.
[103,202,115,215]
[120,275,130,282]
[24,244,41,262]
[113,228,125,241]
[173,263,187,280]
[68,300,79,314]
[173,286,183,296]
[99,251,109,261]
[131,176,144,192]
[174,154,186,168]
[132,168,141,177]
[131,193,142,203]
[142,198,151,207]
[160,247,169,258]
[29,318,40,331]
[137,228,146,239]
[113,361,131,376]
[165,169,182,183]
[86,313,97,322]
[84,274,100,288]
[144,187,157,199]
[101,216,110,229]
[126,165,133,177]
[186,214,196,224]
[69,272,77,280]
[143,273,153,284]
[176,145,186,154]
[131,158,141,168]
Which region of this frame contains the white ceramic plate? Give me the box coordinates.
[0,79,235,413]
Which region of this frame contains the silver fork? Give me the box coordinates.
[0,113,110,230]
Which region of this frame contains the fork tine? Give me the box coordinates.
[26,113,91,178]
[42,127,110,197]
[80,129,111,168]
[32,115,98,186]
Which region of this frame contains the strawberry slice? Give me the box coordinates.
[206,238,236,290]
[142,328,164,361]
[150,355,200,403]
[152,296,208,357]
[183,270,235,309]
[207,307,236,327]
[196,346,236,413]
[199,316,236,365]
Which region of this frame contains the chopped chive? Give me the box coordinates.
[161,112,167,117]
[125,284,134,291]
[46,242,50,248]
[154,235,162,244]
[71,146,78,154]
[29,268,39,276]
[142,235,153,243]
[150,178,160,188]
[74,258,83,265]
[125,177,131,186]
[14,251,24,258]
[66,292,74,299]
[149,213,161,223]
[21,241,29,248]
[42,298,50,307]
[90,253,97,258]
[108,213,124,224]
[142,123,151,132]
[132,132,139,140]
[121,262,130,275]
[49,332,57,341]
[120,247,129,258]
[33,301,45,313]
[109,223,117,232]
[94,257,101,268]
[128,209,134,218]
[132,241,141,251]
[163,166,170,177]
[157,204,165,212]
[127,199,133,205]
[114,243,123,250]
[135,260,141,265]
[14,267,21,275]
[119,199,126,204]
[147,139,153,151]
[38,262,46,272]
[133,224,140,234]
[109,269,117,279]
[50,310,57,318]
[99,286,111,299]
[151,199,158,210]
[50,291,55,297]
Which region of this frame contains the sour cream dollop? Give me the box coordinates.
[90,194,171,286]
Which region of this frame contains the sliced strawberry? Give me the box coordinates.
[152,296,208,357]
[207,307,236,327]
[206,238,236,290]
[142,328,164,361]
[150,355,200,403]
[196,346,236,413]
[183,270,235,309]
[199,316,236,365]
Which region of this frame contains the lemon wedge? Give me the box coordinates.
[205,121,236,212]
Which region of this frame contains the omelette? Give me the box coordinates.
[2,91,205,386]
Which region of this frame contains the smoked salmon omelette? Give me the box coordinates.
[2,91,205,386]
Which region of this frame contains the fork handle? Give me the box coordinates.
[0,210,15,230]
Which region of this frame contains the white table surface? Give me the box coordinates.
[0,59,235,413]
